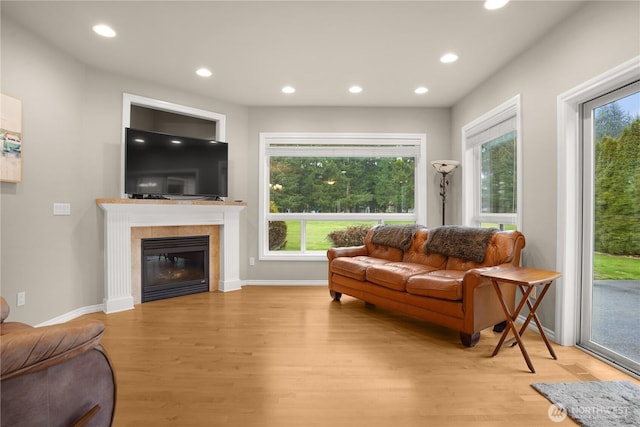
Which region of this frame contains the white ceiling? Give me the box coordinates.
[2,1,585,107]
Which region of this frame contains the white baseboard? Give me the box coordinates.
[243,280,327,286]
[103,295,134,314]
[219,279,243,292]
[36,304,105,327]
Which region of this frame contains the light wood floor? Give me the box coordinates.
[85,286,639,427]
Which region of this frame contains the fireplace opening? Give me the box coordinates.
[141,235,209,302]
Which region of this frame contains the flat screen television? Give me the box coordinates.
[124,128,228,199]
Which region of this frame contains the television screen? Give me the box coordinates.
[125,128,228,198]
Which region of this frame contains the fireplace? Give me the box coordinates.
[97,199,245,313]
[141,235,209,302]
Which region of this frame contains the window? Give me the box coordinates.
[462,95,522,230]
[259,133,427,260]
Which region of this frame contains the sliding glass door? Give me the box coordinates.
[580,82,640,375]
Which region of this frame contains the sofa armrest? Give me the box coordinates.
[464,265,509,288]
[461,264,518,333]
[1,319,105,380]
[462,262,513,298]
[327,245,368,262]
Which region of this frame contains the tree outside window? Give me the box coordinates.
[260,133,426,260]
[462,95,521,230]
[481,131,517,215]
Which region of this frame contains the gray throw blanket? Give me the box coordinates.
[424,226,498,263]
[370,224,423,251]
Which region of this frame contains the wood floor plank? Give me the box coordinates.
[84,286,639,426]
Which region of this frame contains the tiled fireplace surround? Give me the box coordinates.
[97,199,246,313]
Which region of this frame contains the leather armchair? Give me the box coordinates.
[0,297,116,426]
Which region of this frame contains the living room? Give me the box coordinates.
[1,1,639,426]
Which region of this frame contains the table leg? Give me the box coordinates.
[517,283,557,360]
[491,281,536,373]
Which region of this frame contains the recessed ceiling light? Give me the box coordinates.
[415,86,429,95]
[484,0,510,10]
[171,140,182,144]
[440,53,459,64]
[196,68,212,77]
[282,86,296,94]
[349,85,363,94]
[92,24,116,38]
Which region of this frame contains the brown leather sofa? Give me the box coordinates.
[327,225,526,347]
[0,297,116,427]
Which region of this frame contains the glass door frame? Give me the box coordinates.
[579,81,640,375]
[556,57,639,378]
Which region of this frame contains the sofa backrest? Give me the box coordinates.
[444,230,525,270]
[364,230,404,262]
[363,227,525,270]
[402,228,447,268]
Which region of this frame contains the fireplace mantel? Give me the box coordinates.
[97,198,246,313]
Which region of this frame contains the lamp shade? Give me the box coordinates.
[431,160,460,174]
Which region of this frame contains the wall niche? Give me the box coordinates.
[130,105,218,140]
[120,93,227,199]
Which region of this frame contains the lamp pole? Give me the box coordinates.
[431,160,460,226]
[438,171,448,227]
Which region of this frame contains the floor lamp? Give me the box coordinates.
[431,160,460,226]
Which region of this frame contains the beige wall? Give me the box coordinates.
[0,18,249,324]
[450,1,640,331]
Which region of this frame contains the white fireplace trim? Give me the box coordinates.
[97,200,245,313]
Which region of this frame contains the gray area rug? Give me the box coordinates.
[531,381,640,426]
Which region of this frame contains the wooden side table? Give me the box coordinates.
[480,267,561,373]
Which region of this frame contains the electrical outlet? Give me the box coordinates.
[249,257,255,266]
[530,285,537,299]
[17,291,25,306]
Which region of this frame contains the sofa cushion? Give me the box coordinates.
[366,262,437,291]
[331,256,393,281]
[0,297,9,323]
[406,270,466,301]
[0,322,32,336]
[1,319,105,380]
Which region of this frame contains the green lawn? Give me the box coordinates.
[594,252,640,280]
[279,220,412,251]
[481,223,518,231]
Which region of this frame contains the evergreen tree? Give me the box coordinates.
[269,156,414,214]
[594,118,640,255]
[594,102,633,141]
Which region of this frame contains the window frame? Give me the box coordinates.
[461,95,522,230]
[259,132,427,261]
